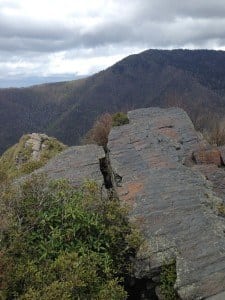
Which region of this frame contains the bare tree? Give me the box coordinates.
[82,113,113,147]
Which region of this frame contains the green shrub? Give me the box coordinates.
[159,259,178,300]
[0,175,140,299]
[216,203,225,216]
[112,112,129,127]
[0,170,8,184]
[20,160,43,174]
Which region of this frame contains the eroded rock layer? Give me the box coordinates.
[36,107,225,299]
[108,107,225,299]
[38,144,105,187]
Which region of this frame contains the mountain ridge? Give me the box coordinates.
[1,49,225,154]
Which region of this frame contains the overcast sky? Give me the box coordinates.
[1,0,225,87]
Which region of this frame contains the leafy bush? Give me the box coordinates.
[112,112,129,127]
[159,260,178,300]
[0,175,140,299]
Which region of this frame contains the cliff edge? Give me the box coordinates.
[39,107,225,299]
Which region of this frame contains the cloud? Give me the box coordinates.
[1,0,225,86]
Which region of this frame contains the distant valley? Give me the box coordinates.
[1,49,225,154]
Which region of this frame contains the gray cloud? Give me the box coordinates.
[1,0,225,86]
[2,0,225,52]
[135,0,225,22]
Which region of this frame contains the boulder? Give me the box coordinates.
[25,133,53,160]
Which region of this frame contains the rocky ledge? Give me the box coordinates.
[40,107,225,299]
[37,144,105,187]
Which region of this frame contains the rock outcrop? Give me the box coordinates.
[38,144,105,187]
[38,107,225,299]
[24,133,51,160]
[0,133,66,180]
[108,107,225,299]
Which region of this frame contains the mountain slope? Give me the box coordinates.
[0,79,86,153]
[1,49,225,154]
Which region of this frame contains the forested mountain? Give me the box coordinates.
[1,49,225,154]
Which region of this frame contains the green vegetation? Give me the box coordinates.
[112,112,129,127]
[159,260,178,300]
[0,134,66,182]
[0,175,141,299]
[216,203,225,217]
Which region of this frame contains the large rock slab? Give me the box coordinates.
[108,107,225,299]
[37,144,105,187]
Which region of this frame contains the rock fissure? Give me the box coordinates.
[38,107,225,299]
[107,107,225,299]
[99,156,113,189]
[158,125,174,129]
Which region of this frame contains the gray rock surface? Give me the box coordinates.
[192,164,225,202]
[108,107,225,299]
[207,291,225,300]
[28,107,225,299]
[37,144,105,187]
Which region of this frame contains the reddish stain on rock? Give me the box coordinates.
[193,148,222,166]
[158,127,180,140]
[119,182,144,207]
[147,151,176,169]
